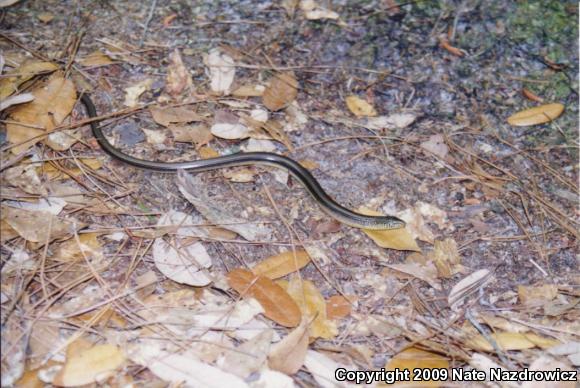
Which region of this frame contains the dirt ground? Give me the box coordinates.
[1,0,578,386]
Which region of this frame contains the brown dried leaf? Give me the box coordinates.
[282,278,338,339]
[169,124,213,147]
[263,72,298,111]
[198,146,220,159]
[2,206,85,243]
[521,88,544,102]
[268,319,309,374]
[165,49,193,96]
[252,250,311,279]
[326,295,352,319]
[345,95,377,117]
[439,36,465,57]
[2,164,47,195]
[6,74,76,154]
[466,332,559,352]
[518,284,559,306]
[431,238,461,278]
[0,60,58,100]
[78,50,114,67]
[37,12,54,23]
[383,347,449,387]
[149,106,203,127]
[227,268,301,327]
[53,232,102,262]
[53,344,125,386]
[232,84,265,97]
[222,168,255,183]
[507,103,565,126]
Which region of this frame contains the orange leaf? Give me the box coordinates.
[507,103,565,126]
[227,268,301,327]
[7,74,76,154]
[262,72,298,111]
[521,88,544,102]
[326,295,352,319]
[252,250,311,279]
[383,347,449,387]
[439,37,464,57]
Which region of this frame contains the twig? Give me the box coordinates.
[139,0,158,47]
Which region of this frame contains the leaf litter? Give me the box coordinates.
[1,2,578,387]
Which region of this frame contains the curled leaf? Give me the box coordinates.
[263,72,298,111]
[507,103,565,126]
[252,250,311,279]
[227,268,301,327]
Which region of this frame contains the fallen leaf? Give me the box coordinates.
[430,238,461,278]
[37,12,54,23]
[2,164,47,195]
[421,134,448,159]
[304,350,351,388]
[42,158,103,181]
[78,50,114,67]
[383,347,449,387]
[282,278,338,339]
[0,60,58,100]
[522,356,577,388]
[521,88,544,102]
[252,250,311,279]
[466,332,559,352]
[385,262,441,290]
[142,128,166,145]
[53,344,125,386]
[345,95,377,117]
[222,168,256,183]
[53,232,102,262]
[153,238,212,286]
[165,49,193,96]
[178,171,272,241]
[242,138,277,153]
[199,146,220,159]
[124,78,153,107]
[518,284,559,306]
[149,105,203,127]
[326,295,352,319]
[152,211,212,286]
[300,0,340,20]
[0,92,35,111]
[263,72,298,111]
[217,330,273,378]
[359,208,420,251]
[507,103,565,126]
[268,319,309,374]
[169,123,213,147]
[232,83,265,97]
[211,110,250,139]
[448,269,493,311]
[6,74,76,154]
[439,36,465,57]
[203,48,235,95]
[2,206,84,243]
[227,268,301,327]
[135,349,248,388]
[366,113,417,130]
